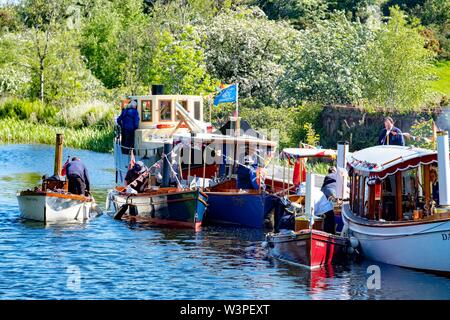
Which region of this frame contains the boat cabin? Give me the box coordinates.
[348,145,447,222]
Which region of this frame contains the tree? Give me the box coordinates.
[281,12,374,105]
[254,0,328,29]
[148,26,218,95]
[201,7,301,105]
[80,0,155,92]
[19,0,73,102]
[361,6,434,111]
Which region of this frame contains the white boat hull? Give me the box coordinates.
[342,204,450,274]
[17,193,99,223]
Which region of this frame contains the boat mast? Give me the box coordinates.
[54,133,64,176]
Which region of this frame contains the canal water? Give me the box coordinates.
[0,144,449,300]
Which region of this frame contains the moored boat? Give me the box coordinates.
[265,146,352,268]
[342,131,450,275]
[265,229,349,269]
[18,189,99,223]
[16,134,101,222]
[107,186,208,230]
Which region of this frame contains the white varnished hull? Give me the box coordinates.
[342,204,450,273]
[17,193,99,223]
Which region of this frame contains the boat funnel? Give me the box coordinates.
[152,85,164,95]
[437,131,450,207]
[336,141,349,199]
[54,133,64,176]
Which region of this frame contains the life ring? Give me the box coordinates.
[156,123,175,129]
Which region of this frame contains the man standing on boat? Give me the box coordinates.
[378,116,405,146]
[430,167,440,205]
[66,157,90,196]
[117,99,140,154]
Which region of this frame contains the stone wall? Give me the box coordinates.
[319,105,450,151]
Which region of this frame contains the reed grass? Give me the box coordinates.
[0,119,114,153]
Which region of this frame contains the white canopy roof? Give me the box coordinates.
[282,148,337,158]
[349,145,436,174]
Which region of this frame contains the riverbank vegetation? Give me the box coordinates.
[0,0,449,152]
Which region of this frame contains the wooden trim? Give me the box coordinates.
[368,184,375,220]
[198,198,208,207]
[423,164,431,210]
[395,171,403,221]
[19,191,91,202]
[343,204,450,227]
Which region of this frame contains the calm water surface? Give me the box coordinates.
[0,144,449,300]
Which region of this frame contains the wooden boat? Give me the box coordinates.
[107,186,208,230]
[265,146,352,268]
[173,122,278,229]
[265,229,349,269]
[342,132,450,275]
[16,134,101,222]
[204,178,276,228]
[108,142,208,230]
[17,189,99,222]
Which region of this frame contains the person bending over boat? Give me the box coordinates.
[125,161,149,192]
[66,157,90,196]
[378,116,405,146]
[278,188,335,234]
[117,99,139,154]
[321,166,337,200]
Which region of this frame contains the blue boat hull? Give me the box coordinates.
[205,191,275,228]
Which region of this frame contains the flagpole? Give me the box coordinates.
[209,96,212,124]
[235,82,239,118]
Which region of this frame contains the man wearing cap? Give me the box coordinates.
[125,161,148,192]
[117,99,140,154]
[378,116,405,146]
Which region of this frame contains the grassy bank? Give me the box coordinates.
[430,60,450,96]
[0,119,114,153]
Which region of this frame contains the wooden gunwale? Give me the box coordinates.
[18,190,91,202]
[343,204,450,228]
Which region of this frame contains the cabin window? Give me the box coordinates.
[141,100,152,122]
[176,100,188,120]
[159,100,172,121]
[194,101,201,120]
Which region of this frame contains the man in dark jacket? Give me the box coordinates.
[378,116,405,146]
[66,157,90,196]
[117,100,140,154]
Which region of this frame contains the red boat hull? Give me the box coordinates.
[266,229,349,268]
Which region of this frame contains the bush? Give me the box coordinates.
[0,98,58,123]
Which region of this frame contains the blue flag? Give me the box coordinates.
[213,84,238,106]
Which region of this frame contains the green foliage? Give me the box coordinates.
[201,6,301,105]
[0,98,57,122]
[148,27,218,95]
[0,118,114,153]
[281,12,374,105]
[303,122,320,146]
[254,0,328,29]
[409,118,436,149]
[80,0,153,91]
[361,6,435,112]
[430,60,450,96]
